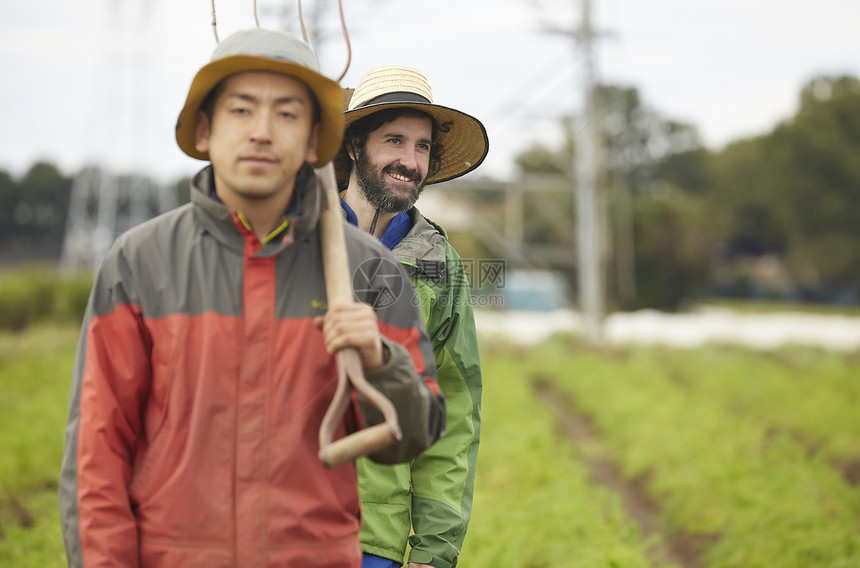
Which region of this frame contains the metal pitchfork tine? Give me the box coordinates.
[316,162,403,468]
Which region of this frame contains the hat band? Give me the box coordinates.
[355,91,431,109]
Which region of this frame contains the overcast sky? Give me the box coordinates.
[2,0,859,182]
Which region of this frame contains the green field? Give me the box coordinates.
[2,324,859,567]
[0,324,78,566]
[484,336,860,567]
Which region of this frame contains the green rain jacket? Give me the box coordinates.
[357,209,482,568]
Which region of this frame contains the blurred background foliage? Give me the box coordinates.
[511,74,860,310]
[1,72,859,568]
[1,74,859,321]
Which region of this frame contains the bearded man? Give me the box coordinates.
[334,65,488,568]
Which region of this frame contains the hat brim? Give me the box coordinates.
[175,55,344,167]
[343,101,488,185]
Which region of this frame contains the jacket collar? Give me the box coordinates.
[339,199,412,251]
[390,207,448,280]
[190,163,321,254]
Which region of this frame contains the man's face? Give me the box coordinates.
[194,71,319,205]
[353,115,433,213]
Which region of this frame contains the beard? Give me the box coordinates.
[355,151,426,213]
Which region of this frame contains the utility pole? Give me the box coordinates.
[539,0,606,344]
[572,0,605,345]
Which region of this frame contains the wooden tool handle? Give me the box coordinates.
[316,163,401,467]
[317,164,355,303]
[318,422,398,468]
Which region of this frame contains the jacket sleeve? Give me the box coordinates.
[59,248,150,567]
[407,248,483,568]
[347,238,446,466]
[360,336,446,464]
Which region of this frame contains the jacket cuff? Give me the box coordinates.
[407,548,454,568]
[359,338,445,465]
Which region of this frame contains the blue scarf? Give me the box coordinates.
[340,199,412,250]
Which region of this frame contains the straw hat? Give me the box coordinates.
[175,28,344,167]
[342,65,489,184]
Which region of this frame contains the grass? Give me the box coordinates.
[0,325,78,494]
[703,298,860,316]
[0,268,91,331]
[0,492,65,567]
[513,338,860,568]
[0,324,78,566]
[3,322,859,567]
[1,323,661,568]
[461,345,663,567]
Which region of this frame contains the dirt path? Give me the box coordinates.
[534,378,715,568]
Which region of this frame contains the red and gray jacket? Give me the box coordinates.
[58,164,445,568]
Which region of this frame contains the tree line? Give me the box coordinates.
[1,75,858,311]
[0,165,190,267]
[513,74,860,310]
[0,162,73,265]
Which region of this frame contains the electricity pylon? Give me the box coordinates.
[60,0,176,275]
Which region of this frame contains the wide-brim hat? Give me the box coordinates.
[342,65,488,185]
[175,28,344,167]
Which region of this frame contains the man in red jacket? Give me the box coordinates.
[59,28,445,568]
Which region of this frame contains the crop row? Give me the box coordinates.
[510,337,860,568]
[3,326,858,567]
